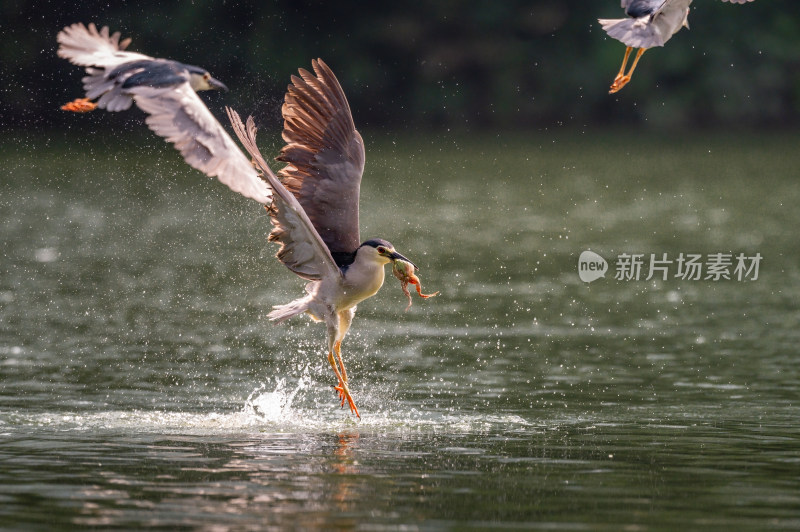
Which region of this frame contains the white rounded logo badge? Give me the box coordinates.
[578,250,608,283]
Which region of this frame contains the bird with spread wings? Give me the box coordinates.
[58,23,431,418]
[599,0,755,94]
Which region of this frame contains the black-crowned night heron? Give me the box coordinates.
[226,61,424,419]
[599,0,755,94]
[59,24,426,418]
[57,22,271,203]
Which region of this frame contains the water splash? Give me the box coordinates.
[0,362,537,434]
[243,376,307,423]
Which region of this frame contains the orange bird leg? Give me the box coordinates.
[327,350,347,405]
[328,345,360,418]
[613,47,633,83]
[610,48,646,94]
[333,342,349,407]
[60,98,97,112]
[334,341,352,395]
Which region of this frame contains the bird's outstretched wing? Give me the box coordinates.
[133,84,272,204]
[57,23,272,205]
[227,108,341,282]
[57,22,147,69]
[277,59,365,254]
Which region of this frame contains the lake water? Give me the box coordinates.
[1,130,799,529]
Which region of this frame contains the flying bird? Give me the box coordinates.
[58,24,430,418]
[599,0,755,94]
[226,60,426,418]
[57,22,270,203]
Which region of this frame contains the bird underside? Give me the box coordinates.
[600,2,692,93]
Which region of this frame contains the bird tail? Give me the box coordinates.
[598,17,666,49]
[80,68,135,111]
[268,282,324,324]
[267,297,311,323]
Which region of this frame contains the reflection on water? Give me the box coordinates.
[2,406,798,529]
[1,132,799,529]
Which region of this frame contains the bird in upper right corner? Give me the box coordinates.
[599,0,755,94]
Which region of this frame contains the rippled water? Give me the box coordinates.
[1,131,799,529]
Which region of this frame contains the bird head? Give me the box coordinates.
[186,65,229,92]
[357,239,416,269]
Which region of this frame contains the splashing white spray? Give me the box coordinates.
[243,375,308,422]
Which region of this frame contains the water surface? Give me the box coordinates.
[1,131,799,529]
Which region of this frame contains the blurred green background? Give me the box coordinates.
[1,0,798,133]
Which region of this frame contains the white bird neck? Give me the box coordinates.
[339,255,388,307]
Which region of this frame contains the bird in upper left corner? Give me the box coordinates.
[599,0,755,94]
[56,22,271,204]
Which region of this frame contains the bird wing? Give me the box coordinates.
[129,83,272,204]
[227,108,341,281]
[57,22,149,69]
[277,59,365,254]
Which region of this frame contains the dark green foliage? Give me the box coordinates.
[2,0,797,131]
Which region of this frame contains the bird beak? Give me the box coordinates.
[208,76,229,92]
[388,250,418,271]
